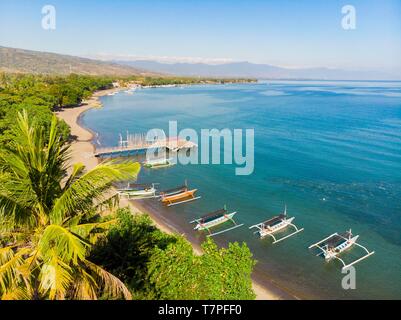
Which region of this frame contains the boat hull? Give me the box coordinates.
[161,189,197,204]
[195,212,236,231]
[118,188,156,197]
[259,217,295,238]
[143,158,174,168]
[324,235,359,261]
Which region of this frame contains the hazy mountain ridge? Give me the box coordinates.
[0,47,156,76]
[1,46,398,80]
[115,60,401,81]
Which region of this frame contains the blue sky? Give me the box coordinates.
[1,0,400,71]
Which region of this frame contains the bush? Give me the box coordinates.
[91,208,256,300]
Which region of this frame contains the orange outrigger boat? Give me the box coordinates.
[160,183,201,207]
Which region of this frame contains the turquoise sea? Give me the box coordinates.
[82,80,401,299]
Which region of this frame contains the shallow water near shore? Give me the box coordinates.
[82,80,401,299]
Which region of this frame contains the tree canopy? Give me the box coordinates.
[91,209,256,300]
[0,73,114,146]
[0,111,140,299]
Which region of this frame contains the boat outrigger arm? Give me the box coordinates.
[166,194,201,207]
[190,207,244,237]
[249,206,304,244]
[308,230,375,270]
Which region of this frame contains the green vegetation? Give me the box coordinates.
[91,209,256,300]
[148,235,256,300]
[0,73,113,146]
[0,73,257,300]
[89,209,175,299]
[0,111,140,299]
[125,76,257,87]
[46,74,113,107]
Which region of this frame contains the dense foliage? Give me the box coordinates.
[148,236,256,300]
[131,76,256,87]
[0,73,113,145]
[0,112,140,299]
[90,209,176,299]
[91,209,256,300]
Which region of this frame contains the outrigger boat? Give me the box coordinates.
[143,157,175,169]
[249,206,304,243]
[190,206,244,237]
[160,182,200,206]
[308,229,375,270]
[117,183,158,199]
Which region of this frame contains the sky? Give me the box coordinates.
[0,0,400,72]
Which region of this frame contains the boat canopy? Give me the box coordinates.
[324,231,352,249]
[200,208,227,223]
[161,185,187,194]
[127,183,153,190]
[262,214,286,228]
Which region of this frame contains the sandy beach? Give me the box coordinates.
[55,88,294,300]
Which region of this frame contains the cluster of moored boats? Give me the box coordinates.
[117,181,375,271]
[107,86,139,96]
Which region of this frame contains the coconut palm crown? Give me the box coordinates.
[0,111,140,300]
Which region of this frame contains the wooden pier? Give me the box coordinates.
[94,132,197,158]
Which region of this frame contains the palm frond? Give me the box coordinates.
[69,219,116,241]
[50,162,140,224]
[0,248,29,294]
[0,246,16,265]
[38,225,88,265]
[38,255,73,300]
[94,193,120,214]
[0,111,69,221]
[62,163,85,191]
[85,260,132,300]
[17,253,37,280]
[70,268,98,300]
[0,195,38,230]
[1,284,31,300]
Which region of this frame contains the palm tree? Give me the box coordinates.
[0,111,140,300]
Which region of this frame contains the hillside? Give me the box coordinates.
[0,46,156,76]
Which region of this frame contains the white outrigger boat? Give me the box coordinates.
[143,157,175,169]
[249,206,304,244]
[190,206,244,237]
[308,229,375,270]
[117,183,158,199]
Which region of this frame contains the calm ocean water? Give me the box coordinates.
[82,80,401,299]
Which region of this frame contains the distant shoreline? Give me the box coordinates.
[55,85,298,301]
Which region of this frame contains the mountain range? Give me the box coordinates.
[113,60,400,81]
[1,46,399,80]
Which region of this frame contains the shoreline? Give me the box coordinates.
[55,87,297,300]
